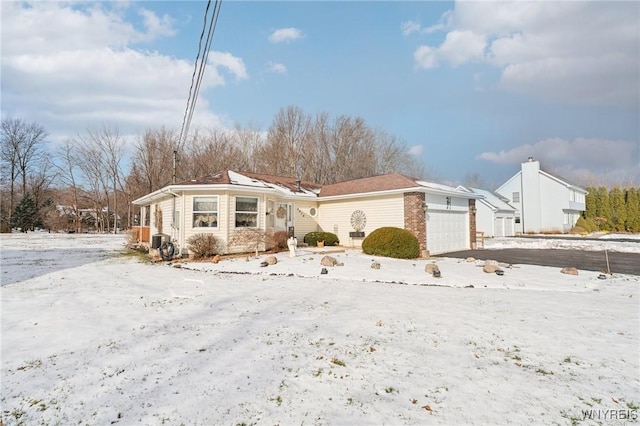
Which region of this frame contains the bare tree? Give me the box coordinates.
[258,106,312,178]
[461,172,487,189]
[1,118,48,230]
[73,137,108,232]
[28,155,57,223]
[55,140,82,232]
[231,122,264,172]
[72,125,126,233]
[133,127,181,193]
[183,128,246,177]
[90,125,127,233]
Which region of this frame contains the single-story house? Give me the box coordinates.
[495,158,587,234]
[132,170,482,257]
[457,186,517,237]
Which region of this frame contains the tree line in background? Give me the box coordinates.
[577,186,640,233]
[1,106,425,233]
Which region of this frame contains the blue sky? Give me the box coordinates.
[2,1,639,188]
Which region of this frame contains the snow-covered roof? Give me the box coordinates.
[467,187,516,212]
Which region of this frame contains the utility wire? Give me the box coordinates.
[178,0,222,147]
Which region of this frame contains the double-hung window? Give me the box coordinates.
[235,197,258,227]
[193,197,218,228]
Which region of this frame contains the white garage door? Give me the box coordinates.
[426,210,468,255]
[495,217,504,237]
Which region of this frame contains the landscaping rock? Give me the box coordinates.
[211,255,221,264]
[561,267,579,276]
[484,259,499,266]
[265,255,278,265]
[321,255,338,267]
[320,267,328,275]
[259,261,268,267]
[466,257,476,262]
[483,264,500,273]
[425,263,440,274]
[371,261,381,269]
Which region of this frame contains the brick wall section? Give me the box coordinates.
[469,199,477,248]
[404,192,427,253]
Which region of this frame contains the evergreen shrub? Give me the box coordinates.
[304,231,339,246]
[361,227,420,259]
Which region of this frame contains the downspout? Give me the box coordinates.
[166,188,183,257]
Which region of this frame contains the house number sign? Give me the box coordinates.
[350,210,367,232]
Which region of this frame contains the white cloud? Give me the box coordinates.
[268,28,303,43]
[477,138,640,186]
[0,2,238,144]
[267,61,287,74]
[413,45,438,70]
[438,30,486,66]
[402,11,452,37]
[401,20,421,36]
[412,1,640,107]
[210,51,249,82]
[137,8,176,40]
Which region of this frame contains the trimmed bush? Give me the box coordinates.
[361,227,420,259]
[576,216,598,233]
[269,230,290,250]
[304,231,339,246]
[187,233,219,258]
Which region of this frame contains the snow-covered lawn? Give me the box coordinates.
[1,233,639,425]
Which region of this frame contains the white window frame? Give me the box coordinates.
[235,196,259,228]
[193,196,218,228]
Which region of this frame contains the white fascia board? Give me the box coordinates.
[538,170,587,193]
[133,184,317,205]
[320,186,482,202]
[496,171,522,193]
[478,198,498,211]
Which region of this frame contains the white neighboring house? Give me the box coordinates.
[457,187,517,237]
[495,158,587,234]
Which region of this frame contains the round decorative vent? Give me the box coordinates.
[309,207,317,217]
[350,210,367,232]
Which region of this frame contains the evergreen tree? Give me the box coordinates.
[584,186,597,219]
[625,188,640,232]
[594,186,611,230]
[11,193,41,232]
[609,187,627,231]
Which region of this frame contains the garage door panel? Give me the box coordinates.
[426,210,468,254]
[495,217,504,237]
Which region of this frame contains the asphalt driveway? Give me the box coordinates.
[439,248,640,276]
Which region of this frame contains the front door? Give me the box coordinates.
[275,203,289,232]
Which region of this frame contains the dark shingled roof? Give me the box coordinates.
[319,173,419,197]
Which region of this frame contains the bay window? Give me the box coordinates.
[193,196,218,228]
[235,196,258,227]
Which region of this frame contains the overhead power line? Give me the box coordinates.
[178,0,223,148]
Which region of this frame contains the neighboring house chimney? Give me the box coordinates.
[296,179,301,191]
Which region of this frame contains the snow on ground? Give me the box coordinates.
[1,233,639,425]
[483,234,640,253]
